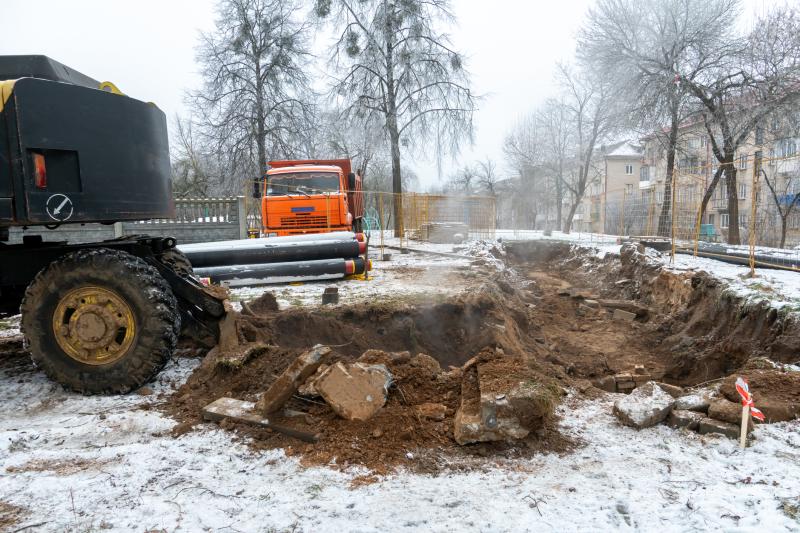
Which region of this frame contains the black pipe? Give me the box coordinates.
[181,239,366,268]
[194,257,368,284]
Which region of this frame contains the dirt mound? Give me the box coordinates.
[718,365,800,422]
[164,281,577,473]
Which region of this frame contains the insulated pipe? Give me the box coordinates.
[178,232,361,253]
[194,257,368,284]
[180,239,366,268]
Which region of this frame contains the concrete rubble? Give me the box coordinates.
[454,354,557,445]
[612,382,676,428]
[314,362,392,421]
[256,345,330,414]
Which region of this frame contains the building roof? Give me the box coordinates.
[606,141,643,159]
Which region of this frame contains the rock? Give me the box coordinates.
[698,417,741,439]
[593,375,617,393]
[453,359,557,445]
[634,365,647,375]
[244,291,279,314]
[708,398,745,425]
[415,402,447,421]
[675,392,712,413]
[612,308,637,322]
[255,345,330,414]
[612,382,675,428]
[757,398,800,422]
[137,386,153,396]
[584,299,600,308]
[315,362,392,421]
[655,382,684,398]
[297,364,329,397]
[667,409,705,430]
[598,299,649,318]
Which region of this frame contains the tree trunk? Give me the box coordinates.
[383,1,403,237]
[657,106,679,237]
[388,122,403,237]
[725,158,740,245]
[563,195,579,234]
[698,166,724,229]
[780,216,788,249]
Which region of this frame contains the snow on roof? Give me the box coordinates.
[607,141,643,158]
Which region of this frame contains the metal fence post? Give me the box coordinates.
[113,222,123,238]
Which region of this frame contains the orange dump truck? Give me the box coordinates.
[260,159,364,236]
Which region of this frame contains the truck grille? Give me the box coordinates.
[279,215,331,228]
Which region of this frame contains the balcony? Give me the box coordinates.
[639,180,653,190]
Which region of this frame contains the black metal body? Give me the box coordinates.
[1,58,174,228]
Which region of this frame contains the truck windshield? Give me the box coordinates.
[267,172,340,196]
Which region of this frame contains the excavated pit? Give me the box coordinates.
[161,240,799,472]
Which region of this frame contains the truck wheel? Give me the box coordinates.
[159,248,194,278]
[20,248,180,394]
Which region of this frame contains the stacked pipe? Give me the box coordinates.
[179,232,371,286]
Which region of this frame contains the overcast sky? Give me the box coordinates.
[1,0,782,189]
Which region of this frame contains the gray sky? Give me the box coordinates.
[2,0,782,189]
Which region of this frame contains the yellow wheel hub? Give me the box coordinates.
[53,286,136,365]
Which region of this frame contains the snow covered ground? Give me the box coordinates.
[1,354,798,532]
[2,235,800,531]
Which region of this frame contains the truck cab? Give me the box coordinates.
[261,159,364,236]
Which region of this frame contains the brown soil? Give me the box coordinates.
[0,501,26,531]
[164,253,691,473]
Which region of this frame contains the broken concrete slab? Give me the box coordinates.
[598,299,649,318]
[454,357,558,445]
[202,397,319,442]
[667,409,705,431]
[315,362,392,421]
[698,417,741,439]
[655,382,684,398]
[612,308,637,322]
[613,382,675,429]
[255,345,331,414]
[593,375,617,393]
[297,364,329,397]
[675,392,712,413]
[708,398,746,425]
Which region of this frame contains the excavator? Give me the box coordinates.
[0,55,227,394]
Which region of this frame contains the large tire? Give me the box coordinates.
[158,248,194,278]
[20,248,180,394]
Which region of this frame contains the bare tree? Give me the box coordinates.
[558,64,619,233]
[681,5,800,244]
[475,158,498,196]
[171,115,213,197]
[761,165,800,249]
[317,0,478,235]
[579,0,738,237]
[190,0,314,194]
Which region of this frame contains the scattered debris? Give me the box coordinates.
[256,345,330,414]
[667,409,705,430]
[315,362,392,421]
[612,382,675,429]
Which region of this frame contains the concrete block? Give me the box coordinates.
[675,393,712,413]
[613,382,675,428]
[655,382,684,398]
[667,409,705,430]
[255,345,330,414]
[698,417,741,439]
[316,362,392,421]
[613,308,637,322]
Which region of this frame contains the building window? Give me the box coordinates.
[739,154,748,170]
[625,164,633,175]
[721,214,729,228]
[708,213,715,226]
[739,214,747,227]
[755,126,764,145]
[739,183,747,199]
[624,184,633,195]
[640,166,650,182]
